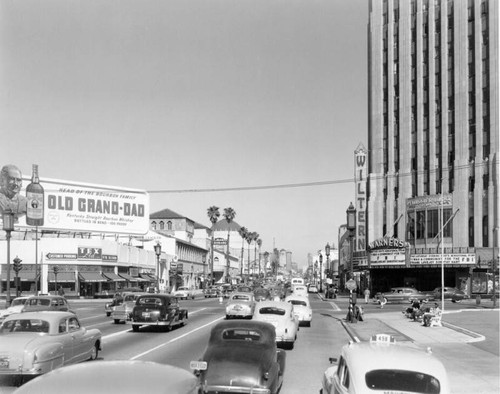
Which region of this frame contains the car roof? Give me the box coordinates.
[3,311,76,322]
[230,292,253,298]
[342,342,449,389]
[208,320,276,347]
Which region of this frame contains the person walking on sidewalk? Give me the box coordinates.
[364,288,371,304]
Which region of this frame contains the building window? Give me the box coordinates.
[159,221,165,230]
[469,217,474,247]
[151,221,157,230]
[167,221,173,230]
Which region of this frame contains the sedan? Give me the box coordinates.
[130,294,188,332]
[432,287,469,302]
[252,300,299,349]
[111,292,146,324]
[308,285,319,294]
[285,295,312,327]
[376,287,433,304]
[0,296,30,323]
[0,311,101,379]
[191,320,286,394]
[172,286,193,300]
[21,295,71,313]
[225,292,255,319]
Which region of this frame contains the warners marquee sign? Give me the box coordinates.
[369,237,410,250]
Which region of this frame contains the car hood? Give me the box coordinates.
[202,347,270,387]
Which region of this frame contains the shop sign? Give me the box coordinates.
[102,254,118,262]
[370,249,406,265]
[45,253,77,260]
[406,194,452,210]
[77,247,102,260]
[213,238,227,246]
[369,237,409,250]
[354,144,367,252]
[411,253,476,266]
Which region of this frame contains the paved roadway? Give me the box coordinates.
[0,294,498,393]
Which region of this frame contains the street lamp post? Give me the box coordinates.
[154,242,162,293]
[3,209,15,307]
[346,202,357,323]
[202,254,207,290]
[325,243,331,295]
[53,266,59,295]
[319,252,323,293]
[13,256,22,297]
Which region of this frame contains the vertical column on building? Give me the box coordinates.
[416,0,425,196]
[428,1,437,196]
[441,0,450,195]
[368,0,385,243]
[454,0,471,246]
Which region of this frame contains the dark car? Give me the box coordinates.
[191,320,286,394]
[236,285,253,293]
[253,287,272,302]
[432,286,469,302]
[376,287,433,304]
[130,294,188,332]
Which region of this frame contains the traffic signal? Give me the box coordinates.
[13,256,22,273]
[53,266,59,275]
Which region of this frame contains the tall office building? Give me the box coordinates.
[365,0,498,292]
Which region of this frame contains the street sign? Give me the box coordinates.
[346,279,357,291]
[213,238,227,246]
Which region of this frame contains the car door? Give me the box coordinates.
[57,317,75,364]
[67,316,89,363]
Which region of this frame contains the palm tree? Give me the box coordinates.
[238,226,248,278]
[223,207,236,283]
[246,231,253,278]
[253,233,260,277]
[257,238,262,277]
[207,206,220,285]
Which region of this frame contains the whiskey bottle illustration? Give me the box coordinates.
[26,164,44,226]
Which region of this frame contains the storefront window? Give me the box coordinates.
[471,271,487,293]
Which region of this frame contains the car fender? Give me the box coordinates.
[31,342,65,372]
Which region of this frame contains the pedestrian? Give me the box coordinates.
[364,288,371,303]
[379,293,387,308]
[58,286,65,297]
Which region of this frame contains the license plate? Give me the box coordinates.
[0,359,9,369]
[142,312,150,318]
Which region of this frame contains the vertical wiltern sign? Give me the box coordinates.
[354,144,367,252]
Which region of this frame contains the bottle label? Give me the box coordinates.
[27,191,44,220]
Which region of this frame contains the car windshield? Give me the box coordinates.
[138,297,163,305]
[27,299,51,306]
[177,287,188,291]
[258,307,285,316]
[365,369,440,394]
[221,328,262,342]
[289,300,307,306]
[0,319,50,334]
[11,299,27,307]
[124,295,137,302]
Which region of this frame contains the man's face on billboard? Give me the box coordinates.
[1,167,22,199]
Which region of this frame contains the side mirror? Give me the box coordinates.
[328,357,338,364]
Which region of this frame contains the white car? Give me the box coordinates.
[308,285,319,294]
[0,296,30,323]
[111,292,145,324]
[172,286,193,300]
[292,285,308,297]
[285,295,312,327]
[252,300,299,349]
[320,334,450,394]
[225,292,255,319]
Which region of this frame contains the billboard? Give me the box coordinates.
[0,164,149,235]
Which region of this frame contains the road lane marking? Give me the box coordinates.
[130,316,225,360]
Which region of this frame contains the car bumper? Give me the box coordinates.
[201,384,271,394]
[131,321,170,326]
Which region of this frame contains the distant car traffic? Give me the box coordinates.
[432,287,469,303]
[172,286,194,300]
[0,311,101,380]
[130,294,188,332]
[111,292,146,324]
[236,285,253,293]
[285,295,312,327]
[320,334,450,394]
[292,285,308,297]
[226,292,255,319]
[252,300,299,349]
[14,360,200,394]
[0,296,30,323]
[203,287,219,298]
[376,287,433,304]
[308,285,319,294]
[253,287,272,302]
[21,295,71,313]
[191,320,286,394]
[104,288,142,316]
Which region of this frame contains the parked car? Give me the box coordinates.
[252,300,299,349]
[111,292,146,324]
[225,292,255,319]
[0,296,30,323]
[104,288,142,317]
[21,295,71,313]
[253,287,272,302]
[130,294,188,332]
[285,295,312,327]
[432,286,469,302]
[320,333,450,394]
[14,360,200,394]
[191,320,286,394]
[376,287,433,304]
[0,311,101,380]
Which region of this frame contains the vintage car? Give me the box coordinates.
[285,295,312,327]
[292,285,308,297]
[204,287,219,298]
[172,286,194,300]
[191,320,286,394]
[0,311,101,379]
[253,287,272,302]
[111,292,146,324]
[376,287,433,304]
[432,286,469,303]
[308,285,319,294]
[225,292,255,319]
[236,284,253,293]
[130,294,188,332]
[14,360,200,394]
[320,334,450,394]
[104,287,142,316]
[0,296,30,323]
[252,300,299,349]
[218,284,234,299]
[21,295,71,313]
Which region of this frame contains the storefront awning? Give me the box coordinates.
[140,273,157,281]
[48,272,76,283]
[0,271,39,282]
[103,272,126,282]
[119,273,138,282]
[78,272,107,283]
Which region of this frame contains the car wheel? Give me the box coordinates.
[106,312,111,317]
[89,342,99,360]
[288,341,294,350]
[132,325,140,332]
[113,319,120,324]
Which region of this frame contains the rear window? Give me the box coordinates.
[288,300,307,306]
[28,299,50,306]
[222,329,261,342]
[1,319,50,334]
[232,295,250,301]
[258,307,285,316]
[138,297,163,306]
[365,369,440,394]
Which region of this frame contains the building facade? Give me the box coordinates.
[365,0,498,295]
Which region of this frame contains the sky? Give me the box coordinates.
[0,0,368,267]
